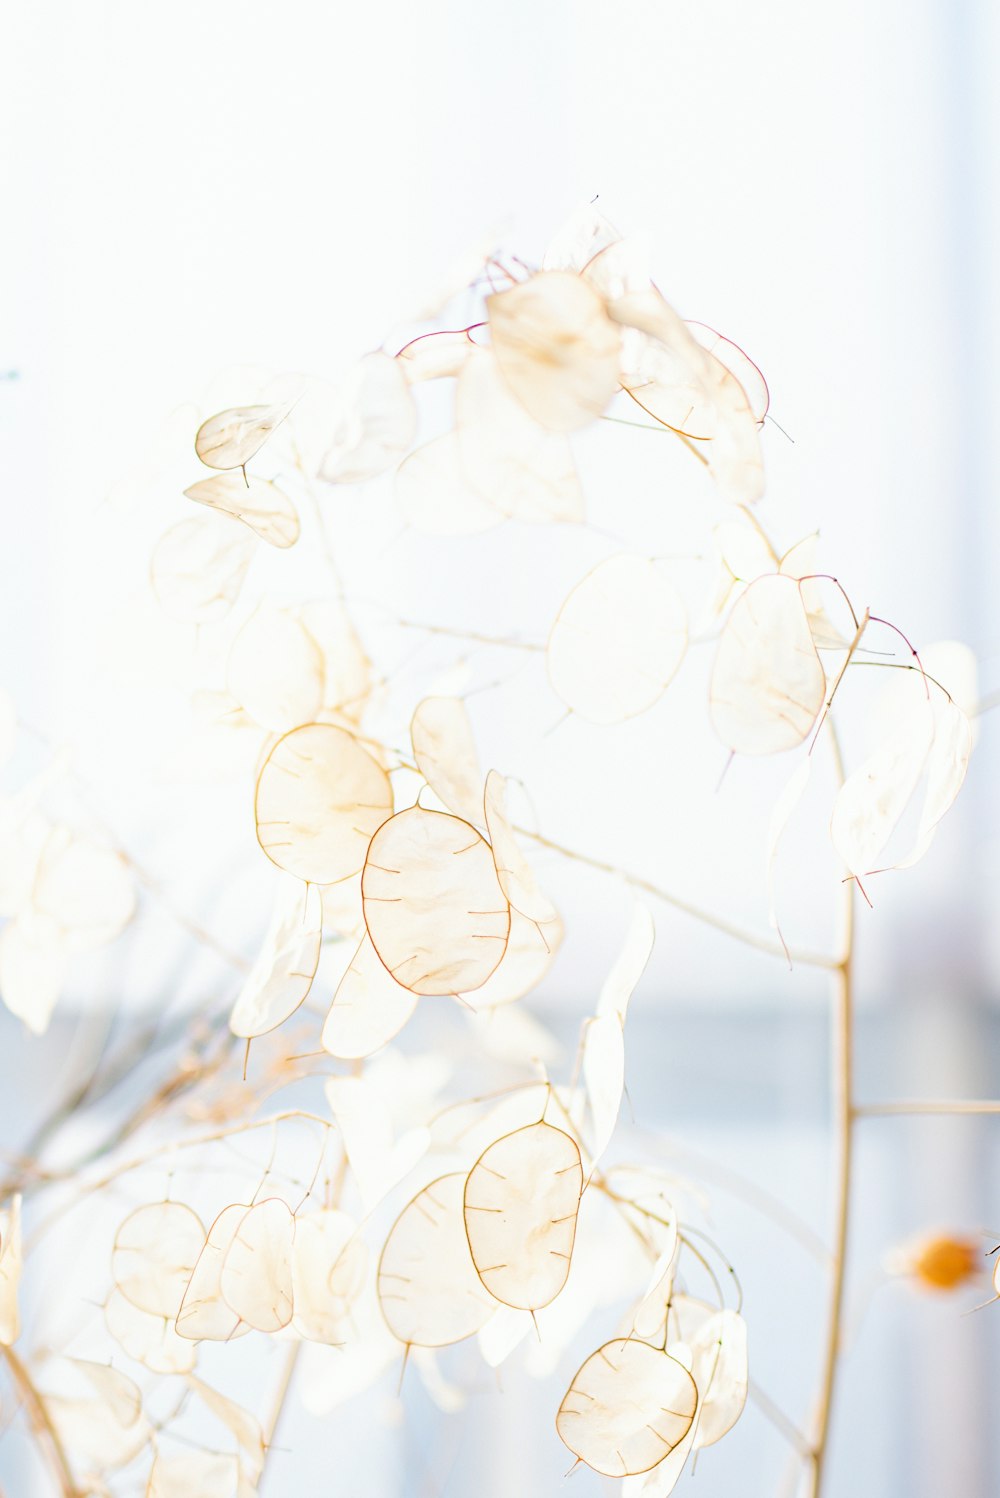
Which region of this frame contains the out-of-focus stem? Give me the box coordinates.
[807,722,854,1498]
[2,1345,80,1498]
[517,826,841,970]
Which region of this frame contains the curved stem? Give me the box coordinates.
[516,826,841,970]
[2,1345,80,1498]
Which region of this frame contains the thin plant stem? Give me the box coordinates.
[855,1099,1000,1117]
[807,720,855,1497]
[748,1378,813,1460]
[2,1345,81,1498]
[515,826,841,970]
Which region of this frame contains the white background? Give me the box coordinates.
[2,2,1000,1495]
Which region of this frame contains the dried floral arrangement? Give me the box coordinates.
[0,206,985,1498]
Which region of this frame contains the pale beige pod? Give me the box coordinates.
[255,723,393,885]
[547,555,687,725]
[112,1202,206,1319]
[104,1289,196,1376]
[378,1174,498,1348]
[488,270,621,432]
[709,574,826,755]
[194,402,291,471]
[219,1197,295,1334]
[151,512,257,625]
[183,473,300,549]
[321,934,418,1059]
[361,806,510,995]
[175,1204,253,1343]
[229,878,322,1039]
[556,1337,698,1477]
[463,1121,583,1310]
[410,696,486,825]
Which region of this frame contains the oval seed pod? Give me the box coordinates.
[688,1308,748,1450]
[226,602,324,734]
[685,321,769,424]
[607,286,764,505]
[183,473,300,548]
[175,1205,253,1343]
[291,1209,366,1344]
[710,574,826,755]
[230,879,322,1039]
[318,352,416,484]
[219,1197,295,1334]
[195,402,291,471]
[112,1202,206,1319]
[321,934,418,1059]
[255,723,393,884]
[556,1337,698,1477]
[104,1290,196,1376]
[151,513,257,625]
[547,556,687,725]
[463,1121,583,1310]
[483,771,556,924]
[461,907,562,1011]
[361,806,510,995]
[411,697,485,825]
[395,432,503,537]
[147,1451,240,1498]
[488,271,621,432]
[456,353,584,524]
[377,1174,497,1347]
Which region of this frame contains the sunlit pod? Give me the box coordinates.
[686,321,769,423]
[195,402,291,471]
[411,697,486,825]
[606,286,764,504]
[685,1306,749,1449]
[378,1173,498,1347]
[463,1122,583,1310]
[183,472,300,548]
[488,270,622,432]
[321,934,418,1059]
[318,352,416,484]
[147,1451,241,1498]
[151,512,257,624]
[230,878,322,1038]
[45,1361,149,1471]
[255,723,394,884]
[483,771,556,924]
[219,1197,295,1334]
[187,1375,265,1478]
[548,555,687,725]
[112,1201,207,1318]
[175,1204,253,1342]
[556,1337,698,1476]
[291,1209,367,1343]
[456,353,584,523]
[710,575,826,754]
[395,431,503,536]
[460,907,563,1011]
[105,1289,197,1375]
[362,806,510,995]
[396,328,479,383]
[227,602,325,733]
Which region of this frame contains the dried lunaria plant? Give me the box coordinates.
[0,204,983,1498]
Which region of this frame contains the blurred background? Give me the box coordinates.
[2,1,999,1494]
